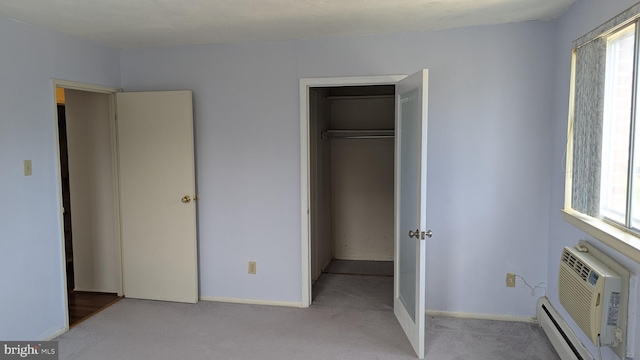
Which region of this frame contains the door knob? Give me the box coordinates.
[181,195,191,203]
[408,228,432,240]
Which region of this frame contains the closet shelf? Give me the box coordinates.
[321,129,395,140]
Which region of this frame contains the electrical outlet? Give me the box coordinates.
[506,273,516,287]
[248,261,257,274]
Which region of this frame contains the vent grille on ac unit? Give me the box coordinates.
[561,249,591,281]
[558,262,594,334]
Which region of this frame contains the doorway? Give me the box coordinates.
[301,71,430,358]
[300,75,406,307]
[55,85,123,327]
[54,80,200,331]
[299,75,405,307]
[308,84,396,308]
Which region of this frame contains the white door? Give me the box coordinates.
[116,91,198,303]
[394,70,429,359]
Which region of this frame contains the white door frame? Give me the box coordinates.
[299,75,406,307]
[52,79,122,331]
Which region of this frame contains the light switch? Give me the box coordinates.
[23,160,32,176]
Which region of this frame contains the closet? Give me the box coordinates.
[309,85,396,304]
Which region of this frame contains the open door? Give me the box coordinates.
[394,69,429,359]
[116,91,198,303]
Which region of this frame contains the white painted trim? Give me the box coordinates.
[299,75,407,308]
[299,80,310,308]
[72,287,120,293]
[562,209,640,263]
[425,310,537,324]
[200,296,303,308]
[109,92,124,298]
[52,81,71,331]
[51,79,123,328]
[564,50,576,211]
[44,327,68,341]
[53,79,120,94]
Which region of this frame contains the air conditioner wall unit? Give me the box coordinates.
[558,246,622,347]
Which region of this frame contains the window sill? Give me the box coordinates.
[561,209,640,263]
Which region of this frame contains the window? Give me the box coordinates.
[569,23,640,229]
[565,4,640,262]
[600,25,635,226]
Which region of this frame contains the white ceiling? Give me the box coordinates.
[0,0,575,48]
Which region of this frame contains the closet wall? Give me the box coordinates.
[310,89,333,280]
[311,86,395,275]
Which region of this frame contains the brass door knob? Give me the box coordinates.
[181,195,191,203]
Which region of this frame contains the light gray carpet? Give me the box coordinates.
[313,273,393,310]
[425,317,559,360]
[55,272,559,360]
[57,298,416,360]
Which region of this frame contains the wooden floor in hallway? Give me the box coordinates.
[68,291,121,327]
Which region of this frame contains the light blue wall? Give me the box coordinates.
[0,16,121,339]
[549,1,640,359]
[10,2,637,348]
[121,21,556,316]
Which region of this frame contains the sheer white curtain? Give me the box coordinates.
[571,38,606,217]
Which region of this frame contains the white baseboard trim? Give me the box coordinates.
[200,296,303,308]
[426,310,537,323]
[72,287,118,293]
[45,327,68,340]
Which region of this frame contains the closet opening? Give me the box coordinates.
[309,84,396,309]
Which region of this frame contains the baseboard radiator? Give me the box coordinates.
[537,297,594,360]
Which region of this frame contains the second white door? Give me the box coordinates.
[117,91,198,303]
[394,70,429,359]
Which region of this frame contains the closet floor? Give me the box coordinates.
[323,259,393,276]
[313,259,393,310]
